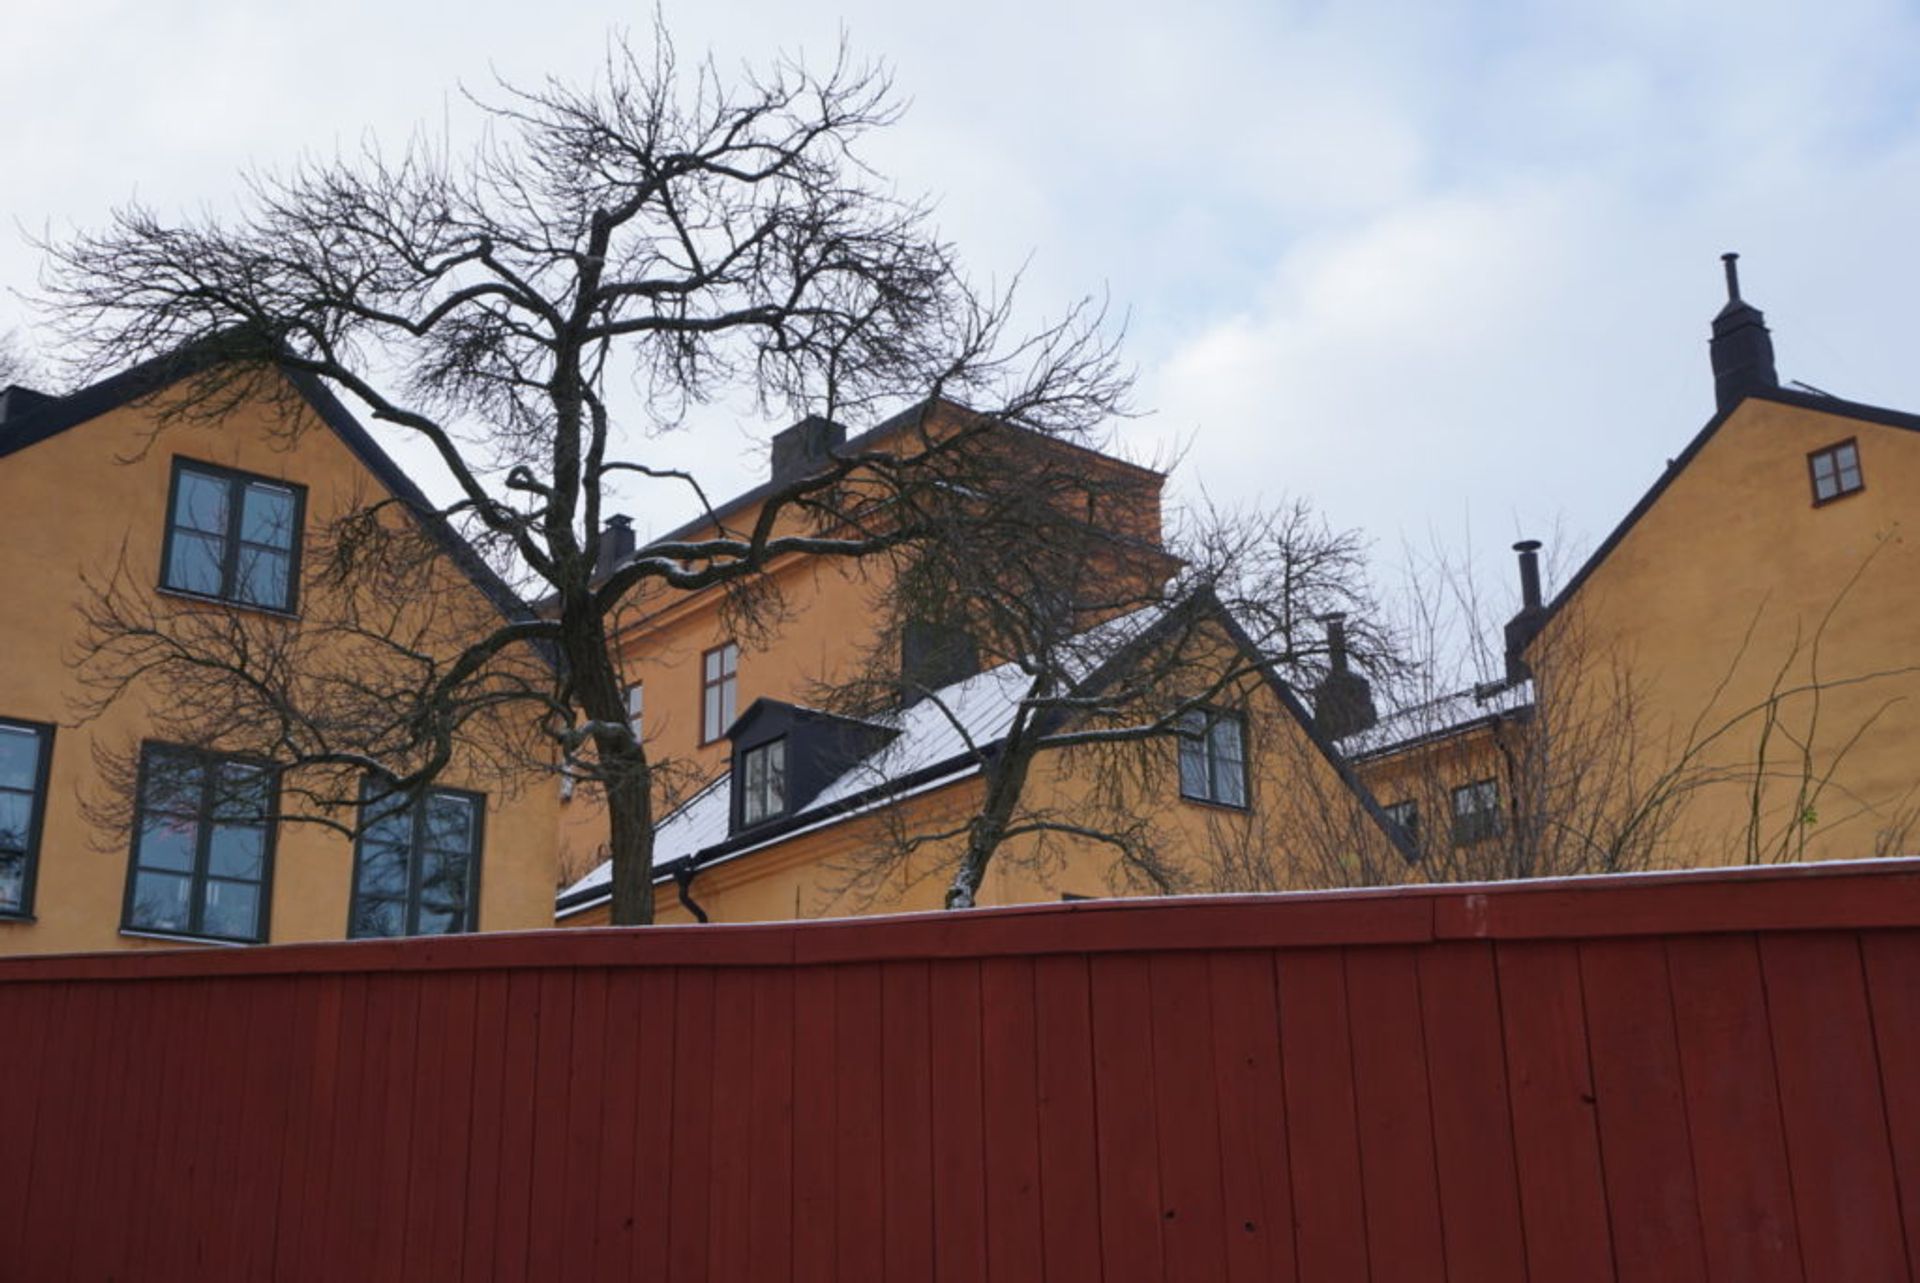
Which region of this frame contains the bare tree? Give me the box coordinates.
[814,492,1400,910]
[40,28,1130,924]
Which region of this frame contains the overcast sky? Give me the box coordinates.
[7,0,1920,598]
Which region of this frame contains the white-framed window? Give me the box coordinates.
[626,682,645,736]
[701,643,739,744]
[739,738,787,827]
[1176,708,1248,807]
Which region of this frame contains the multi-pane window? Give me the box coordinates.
[701,642,739,743]
[1382,799,1419,847]
[162,460,304,611]
[1451,779,1502,846]
[1808,440,1864,505]
[0,719,53,916]
[124,744,275,942]
[349,783,483,938]
[739,738,787,827]
[626,683,645,737]
[1176,708,1248,807]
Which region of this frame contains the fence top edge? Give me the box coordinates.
[3,857,1918,983]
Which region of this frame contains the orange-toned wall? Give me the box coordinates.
[0,378,561,954]
[556,407,1172,886]
[562,659,1391,925]
[1536,396,1920,864]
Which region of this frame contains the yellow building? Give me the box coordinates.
[557,403,1404,924]
[1346,254,1920,875]
[0,350,561,954]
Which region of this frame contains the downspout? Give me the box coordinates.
[671,860,710,924]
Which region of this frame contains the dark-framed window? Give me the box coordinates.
[1382,799,1419,846]
[700,642,739,744]
[738,737,787,827]
[1808,439,1864,506]
[123,743,276,943]
[1451,779,1502,846]
[160,458,305,612]
[0,718,55,918]
[1176,708,1248,808]
[349,782,484,938]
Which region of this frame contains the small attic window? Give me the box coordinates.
[1808,439,1863,506]
[739,738,787,827]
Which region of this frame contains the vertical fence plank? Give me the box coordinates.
[667,966,717,1283]
[423,971,481,1283]
[457,970,509,1283]
[1418,941,1529,1283]
[1580,938,1710,1281]
[0,982,52,1254]
[1090,952,1165,1283]
[882,960,936,1283]
[1761,931,1909,1280]
[629,969,680,1283]
[525,968,579,1279]
[591,967,646,1283]
[930,959,989,1283]
[1665,934,1803,1283]
[791,965,838,1283]
[707,967,759,1283]
[1863,930,1920,1278]
[833,963,887,1281]
[559,968,611,1280]
[281,973,347,1283]
[488,968,543,1282]
[1494,940,1615,1283]
[1274,948,1370,1282]
[100,979,168,1282]
[1035,954,1102,1283]
[748,967,797,1281]
[1207,950,1297,1283]
[370,975,426,1283]
[981,956,1045,1280]
[1149,952,1228,1283]
[401,971,453,1283]
[1346,945,1449,1283]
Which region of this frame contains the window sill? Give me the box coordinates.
[119,927,259,948]
[0,909,36,924]
[1179,794,1251,813]
[155,586,301,622]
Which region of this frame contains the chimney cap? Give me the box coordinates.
[1512,539,1542,555]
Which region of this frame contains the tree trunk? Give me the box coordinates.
[945,739,1037,909]
[560,596,657,925]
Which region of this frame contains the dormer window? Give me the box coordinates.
[1808,439,1863,505]
[739,738,787,826]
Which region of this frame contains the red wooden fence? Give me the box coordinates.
[6,859,1920,1281]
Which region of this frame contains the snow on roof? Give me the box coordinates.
[1335,677,1535,760]
[557,603,1172,911]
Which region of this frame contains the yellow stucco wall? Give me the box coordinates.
[1537,396,1919,864]
[0,375,560,954]
[561,652,1390,926]
[1357,393,1920,875]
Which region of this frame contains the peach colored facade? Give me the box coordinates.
[0,364,561,954]
[558,406,1389,921]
